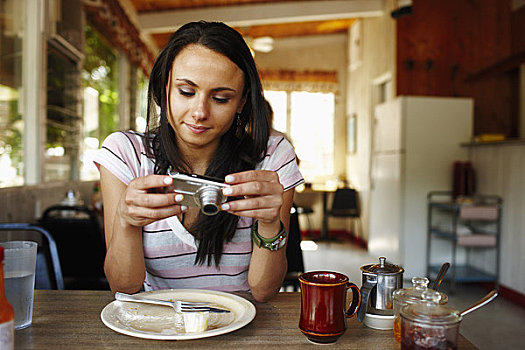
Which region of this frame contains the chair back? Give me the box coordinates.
[330,188,360,217]
[0,223,64,290]
[282,205,305,291]
[39,205,107,289]
[286,205,305,274]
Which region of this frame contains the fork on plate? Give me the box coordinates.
[114,292,230,313]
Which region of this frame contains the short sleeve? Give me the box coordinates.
[257,135,304,191]
[92,131,147,185]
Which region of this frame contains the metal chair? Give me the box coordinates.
[39,204,108,290]
[0,223,64,290]
[326,188,361,240]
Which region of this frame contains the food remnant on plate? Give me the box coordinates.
[115,300,233,334]
[183,312,210,333]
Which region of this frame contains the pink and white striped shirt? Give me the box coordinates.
[93,131,304,292]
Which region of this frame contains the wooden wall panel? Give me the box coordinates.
[396,0,518,137]
[511,5,525,54]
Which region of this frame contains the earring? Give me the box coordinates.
[235,113,244,138]
[236,113,242,127]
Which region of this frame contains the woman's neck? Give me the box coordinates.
[180,144,218,175]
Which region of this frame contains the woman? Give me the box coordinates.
[94,21,303,302]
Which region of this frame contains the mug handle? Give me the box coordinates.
[345,282,362,318]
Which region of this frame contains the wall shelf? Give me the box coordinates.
[461,138,525,147]
[464,49,525,82]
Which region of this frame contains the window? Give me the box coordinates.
[264,90,287,133]
[0,84,21,187]
[0,3,140,187]
[44,0,85,183]
[265,90,335,182]
[80,25,120,180]
[0,0,24,187]
[133,68,149,132]
[45,47,81,182]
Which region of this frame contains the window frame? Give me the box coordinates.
[265,88,337,183]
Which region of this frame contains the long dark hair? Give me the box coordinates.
[143,21,269,266]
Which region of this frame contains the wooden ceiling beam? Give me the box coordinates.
[239,19,357,38]
[137,0,382,34]
[151,19,356,49]
[130,0,292,12]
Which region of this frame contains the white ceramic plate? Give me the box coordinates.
[101,289,256,340]
[363,312,394,330]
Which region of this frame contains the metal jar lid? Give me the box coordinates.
[361,256,404,275]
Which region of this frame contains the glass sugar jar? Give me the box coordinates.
[400,290,461,350]
[393,277,448,342]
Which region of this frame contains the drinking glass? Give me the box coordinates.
[0,241,37,330]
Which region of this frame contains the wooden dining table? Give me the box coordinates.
[15,290,478,349]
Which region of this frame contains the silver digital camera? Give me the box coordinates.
[167,171,230,216]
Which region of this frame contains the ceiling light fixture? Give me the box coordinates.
[246,36,274,53]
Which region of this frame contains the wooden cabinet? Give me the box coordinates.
[426,191,502,289]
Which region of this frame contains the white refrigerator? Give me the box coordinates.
[368,96,473,278]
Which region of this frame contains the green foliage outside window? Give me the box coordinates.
[0,21,24,186]
[0,97,22,177]
[82,25,119,142]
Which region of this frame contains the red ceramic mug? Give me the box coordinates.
[299,271,361,344]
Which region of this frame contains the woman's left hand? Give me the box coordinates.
[220,170,283,225]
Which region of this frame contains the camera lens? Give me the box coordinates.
[195,186,223,216]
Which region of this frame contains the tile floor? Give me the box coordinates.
[300,239,525,350]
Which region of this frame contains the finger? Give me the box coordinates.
[130,174,173,191]
[221,194,282,212]
[225,170,279,184]
[141,205,186,220]
[223,181,283,198]
[126,205,187,226]
[129,192,185,208]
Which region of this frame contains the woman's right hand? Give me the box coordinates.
[100,168,187,293]
[118,174,187,227]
